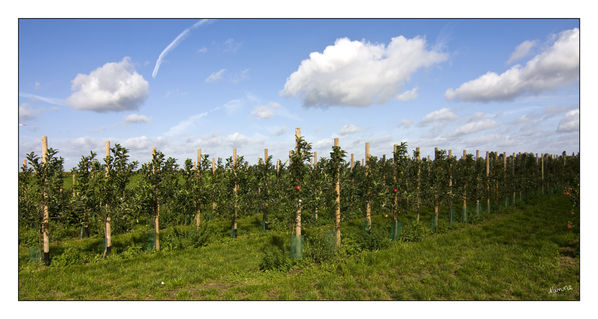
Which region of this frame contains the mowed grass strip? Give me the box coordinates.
[18,194,579,300]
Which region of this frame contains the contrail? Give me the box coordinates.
[152,19,210,79]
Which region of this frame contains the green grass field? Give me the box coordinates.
[18,193,579,300]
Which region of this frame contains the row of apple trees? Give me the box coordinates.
[18,138,579,262]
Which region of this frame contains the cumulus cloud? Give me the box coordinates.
[251,105,274,119]
[152,19,210,78]
[506,40,537,65]
[227,132,249,147]
[452,118,497,136]
[232,69,250,83]
[272,126,287,136]
[19,103,42,121]
[446,28,579,102]
[398,119,414,129]
[396,87,419,101]
[338,124,365,136]
[197,47,208,54]
[420,107,458,125]
[250,102,284,119]
[557,109,579,132]
[281,36,447,107]
[124,113,151,124]
[65,57,149,112]
[205,69,226,83]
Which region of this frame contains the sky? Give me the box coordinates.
[18,19,580,170]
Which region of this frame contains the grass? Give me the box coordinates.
[18,193,579,300]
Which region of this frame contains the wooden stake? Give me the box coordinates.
[392,144,399,237]
[295,128,302,242]
[486,151,490,214]
[72,172,76,199]
[263,148,269,229]
[350,153,355,170]
[449,149,453,224]
[195,148,201,228]
[233,148,238,238]
[104,141,113,255]
[334,138,341,247]
[41,136,50,265]
[541,153,544,194]
[512,153,516,203]
[463,150,467,223]
[416,147,421,224]
[212,157,216,213]
[365,142,372,229]
[152,147,160,251]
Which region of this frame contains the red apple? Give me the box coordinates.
[567,224,572,229]
[295,185,301,191]
[393,188,398,193]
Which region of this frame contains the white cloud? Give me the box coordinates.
[165,112,208,136]
[124,113,151,124]
[506,40,537,65]
[19,103,42,121]
[34,81,41,89]
[223,38,242,52]
[205,69,226,83]
[446,28,579,102]
[152,19,210,78]
[197,47,208,54]
[251,105,274,119]
[557,109,579,132]
[281,36,447,107]
[269,102,281,109]
[272,126,287,136]
[338,124,365,136]
[398,119,414,129]
[227,132,249,147]
[19,92,64,106]
[232,69,250,83]
[396,87,419,101]
[420,107,458,125]
[453,118,497,136]
[66,57,149,112]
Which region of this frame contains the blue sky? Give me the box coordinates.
[18,19,579,170]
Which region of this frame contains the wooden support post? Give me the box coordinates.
[475,150,480,216]
[152,147,160,251]
[289,150,292,165]
[541,153,545,194]
[233,148,238,238]
[365,142,372,230]
[276,159,280,177]
[104,141,113,255]
[334,138,341,247]
[512,153,516,203]
[314,150,318,220]
[393,144,398,225]
[433,147,439,229]
[41,136,50,265]
[351,153,355,171]
[211,158,216,213]
[449,149,453,225]
[416,147,421,224]
[263,148,269,229]
[463,150,467,223]
[195,148,201,228]
[295,128,302,243]
[72,172,76,199]
[503,152,507,207]
[486,151,490,214]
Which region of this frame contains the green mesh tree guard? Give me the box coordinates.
[476,202,480,217]
[431,216,436,232]
[261,216,266,231]
[28,245,40,263]
[146,231,156,250]
[230,225,237,238]
[390,220,403,241]
[450,208,455,225]
[462,206,468,223]
[290,235,303,259]
[362,219,371,233]
[505,197,510,208]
